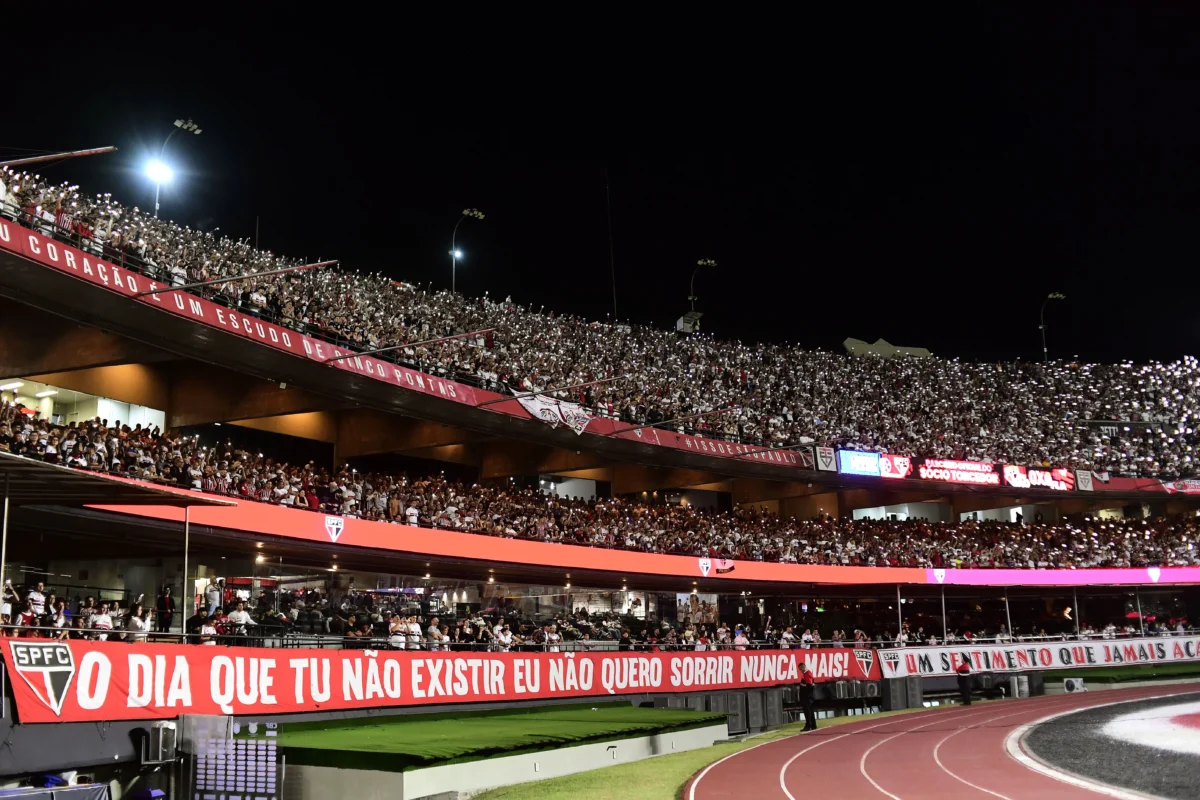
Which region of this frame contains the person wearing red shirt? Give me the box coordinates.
[799,663,817,731]
[956,661,973,706]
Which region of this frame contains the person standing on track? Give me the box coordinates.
[799,662,817,732]
[956,661,972,706]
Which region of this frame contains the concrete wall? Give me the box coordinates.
[284,722,728,800]
[545,476,596,501]
[853,502,951,522]
[967,504,1061,523]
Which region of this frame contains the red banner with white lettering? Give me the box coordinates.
[2,640,879,724]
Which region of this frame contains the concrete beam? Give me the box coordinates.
[836,488,946,515]
[610,465,725,495]
[731,478,824,504]
[948,494,1029,517]
[229,411,339,443]
[335,410,482,459]
[479,441,609,479]
[166,363,339,428]
[780,492,840,520]
[30,364,170,411]
[0,298,173,379]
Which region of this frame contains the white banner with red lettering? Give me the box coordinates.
[879,636,1200,678]
[2,640,879,723]
[515,393,594,434]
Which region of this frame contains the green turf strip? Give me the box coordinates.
[1043,661,1200,684]
[271,703,727,772]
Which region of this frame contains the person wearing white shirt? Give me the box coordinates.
[496,626,514,652]
[406,506,421,525]
[780,627,796,649]
[27,582,46,617]
[199,616,219,645]
[91,604,114,641]
[125,606,150,643]
[408,617,423,650]
[800,629,814,649]
[226,601,257,633]
[387,615,407,649]
[547,625,561,653]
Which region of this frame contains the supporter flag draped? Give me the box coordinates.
[515,391,595,435]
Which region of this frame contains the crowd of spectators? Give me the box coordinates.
[2,167,1199,478]
[2,405,1197,571]
[3,575,1188,649]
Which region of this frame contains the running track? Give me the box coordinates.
[687,684,1200,800]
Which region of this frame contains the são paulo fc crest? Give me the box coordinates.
[933,569,946,584]
[1148,567,1161,583]
[881,650,902,676]
[854,649,875,676]
[698,558,711,577]
[9,641,75,716]
[325,515,345,542]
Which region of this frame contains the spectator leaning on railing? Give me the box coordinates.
[2,165,1199,479]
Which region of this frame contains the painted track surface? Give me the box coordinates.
[687,684,1200,800]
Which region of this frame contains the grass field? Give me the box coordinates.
[272,703,727,772]
[1043,660,1200,684]
[473,706,933,800]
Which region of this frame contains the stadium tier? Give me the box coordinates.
[2,166,1199,484]
[3,161,1200,800]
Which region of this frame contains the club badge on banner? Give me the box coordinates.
[879,636,1200,678]
[2,641,879,724]
[515,393,594,435]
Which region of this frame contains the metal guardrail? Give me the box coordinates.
[2,623,1193,650]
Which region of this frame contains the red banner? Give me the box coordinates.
[1,640,880,724]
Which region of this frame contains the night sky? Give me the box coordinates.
[6,6,1198,364]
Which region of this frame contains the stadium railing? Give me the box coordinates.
[1,625,1191,651]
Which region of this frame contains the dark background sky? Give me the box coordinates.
[6,6,1198,363]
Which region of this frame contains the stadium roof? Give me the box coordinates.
[0,452,234,507]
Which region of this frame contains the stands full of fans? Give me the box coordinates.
[2,406,1196,570]
[2,166,1198,478]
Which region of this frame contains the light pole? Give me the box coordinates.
[1039,292,1066,362]
[690,258,716,312]
[149,118,201,218]
[450,208,484,293]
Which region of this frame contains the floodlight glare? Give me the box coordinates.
[145,160,174,183]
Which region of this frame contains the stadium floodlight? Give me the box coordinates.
[451,208,485,293]
[145,160,174,184]
[151,118,203,219]
[690,258,717,312]
[1040,292,1067,362]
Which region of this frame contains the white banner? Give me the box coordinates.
[516,392,594,435]
[879,636,1200,678]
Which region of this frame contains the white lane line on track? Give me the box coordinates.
[1003,691,1191,800]
[854,693,1111,800]
[778,704,991,800]
[690,700,974,800]
[930,702,1080,800]
[856,704,1032,800]
[687,737,782,800]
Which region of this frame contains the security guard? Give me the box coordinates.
[799,662,817,731]
[956,661,973,706]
